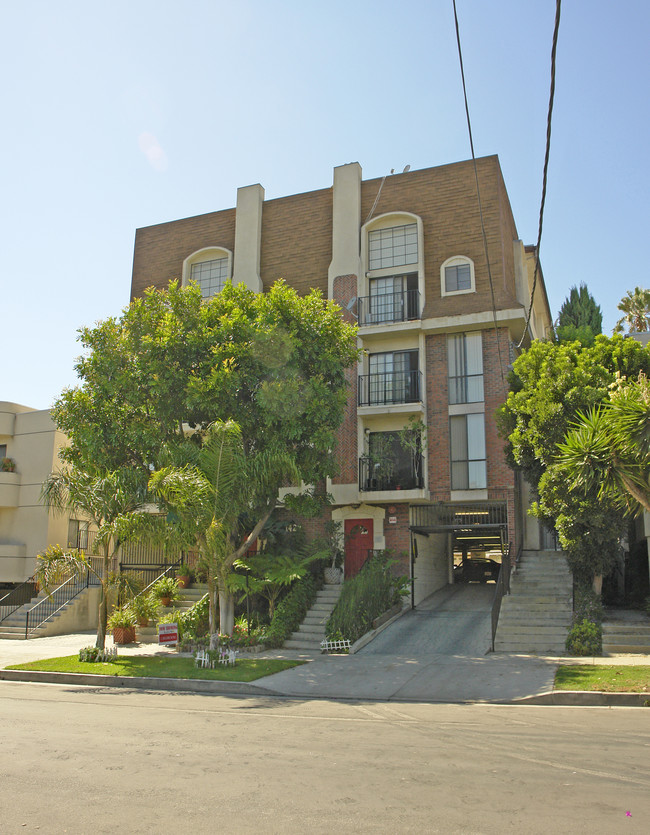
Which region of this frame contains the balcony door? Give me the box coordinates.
[368,350,418,405]
[344,519,374,579]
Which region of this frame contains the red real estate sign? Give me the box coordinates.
[158,623,179,645]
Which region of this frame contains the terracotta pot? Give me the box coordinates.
[177,576,190,589]
[113,626,136,645]
[160,595,172,607]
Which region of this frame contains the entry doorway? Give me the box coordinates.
[344,519,374,579]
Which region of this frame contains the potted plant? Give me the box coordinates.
[320,521,344,585]
[108,605,137,645]
[1,457,16,473]
[176,563,193,589]
[130,592,158,626]
[150,575,181,608]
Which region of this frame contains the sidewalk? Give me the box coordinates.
[1,631,649,705]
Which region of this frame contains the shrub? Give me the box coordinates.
[263,573,319,649]
[326,551,409,644]
[566,618,602,656]
[177,594,209,639]
[573,585,604,625]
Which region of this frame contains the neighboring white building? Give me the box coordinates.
[0,402,70,585]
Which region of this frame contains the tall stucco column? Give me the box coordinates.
[328,162,362,301]
[233,183,264,293]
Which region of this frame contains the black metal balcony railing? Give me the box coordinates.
[358,290,421,326]
[358,370,422,407]
[359,454,424,492]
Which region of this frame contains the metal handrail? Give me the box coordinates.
[0,576,40,624]
[490,541,514,651]
[358,370,422,407]
[24,568,100,638]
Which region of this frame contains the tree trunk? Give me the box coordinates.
[207,574,218,635]
[218,589,235,635]
[95,550,109,649]
[592,574,603,595]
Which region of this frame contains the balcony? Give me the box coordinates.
[358,370,422,407]
[358,289,421,327]
[359,453,424,493]
[0,472,20,507]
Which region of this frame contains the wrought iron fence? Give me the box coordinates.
[358,370,422,406]
[358,290,421,326]
[359,454,424,492]
[24,568,100,638]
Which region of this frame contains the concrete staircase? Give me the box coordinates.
[0,586,99,640]
[136,584,208,643]
[494,550,573,654]
[602,611,650,654]
[283,582,343,651]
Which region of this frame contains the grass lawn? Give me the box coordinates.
[7,655,304,682]
[555,665,650,693]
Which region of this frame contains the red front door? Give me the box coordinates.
[344,518,374,579]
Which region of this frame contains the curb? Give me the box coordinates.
[513,690,650,707]
[0,668,275,696]
[349,603,409,654]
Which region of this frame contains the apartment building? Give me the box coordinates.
[0,403,71,584]
[130,157,552,605]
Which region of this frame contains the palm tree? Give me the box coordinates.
[38,468,147,648]
[149,419,299,635]
[557,374,650,517]
[614,287,650,333]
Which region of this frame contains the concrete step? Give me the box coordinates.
[296,624,326,636]
[283,638,322,650]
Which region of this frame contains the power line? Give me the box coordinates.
[517,0,562,349]
[452,0,505,382]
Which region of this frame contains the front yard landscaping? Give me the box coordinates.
[555,665,650,693]
[7,655,304,682]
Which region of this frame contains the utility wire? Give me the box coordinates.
[452,0,505,382]
[517,0,562,349]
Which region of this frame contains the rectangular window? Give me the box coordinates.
[368,224,418,270]
[0,444,6,459]
[450,413,487,490]
[445,263,472,292]
[190,257,228,298]
[367,350,419,405]
[368,273,419,323]
[448,332,484,404]
[67,519,90,550]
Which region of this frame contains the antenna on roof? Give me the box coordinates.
[402,165,411,173]
[346,297,358,320]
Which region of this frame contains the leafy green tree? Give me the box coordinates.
[50,280,358,634]
[555,283,602,346]
[498,334,650,591]
[614,286,650,333]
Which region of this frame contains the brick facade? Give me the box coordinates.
[129,157,551,592]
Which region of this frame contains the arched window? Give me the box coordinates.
[441,256,475,297]
[182,246,233,299]
[360,212,424,326]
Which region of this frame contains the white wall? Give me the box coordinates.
[412,532,450,605]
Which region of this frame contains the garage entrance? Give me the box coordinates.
[410,500,508,605]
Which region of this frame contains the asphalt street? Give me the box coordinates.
[1,682,648,834]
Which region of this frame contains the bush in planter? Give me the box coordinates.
[150,576,182,606]
[107,605,137,644]
[176,564,193,588]
[130,593,159,626]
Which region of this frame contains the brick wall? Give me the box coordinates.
[359,156,520,319]
[131,209,236,300]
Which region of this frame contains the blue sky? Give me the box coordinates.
[2,0,649,409]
